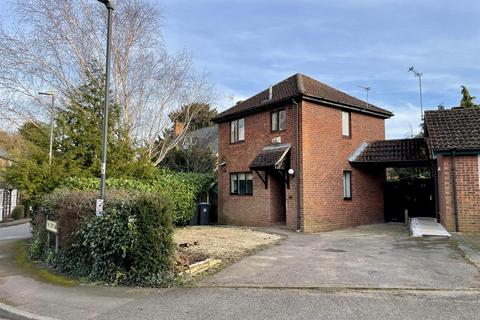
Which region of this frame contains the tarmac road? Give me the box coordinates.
[0,223,31,241]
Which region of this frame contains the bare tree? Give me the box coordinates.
[0,0,213,164]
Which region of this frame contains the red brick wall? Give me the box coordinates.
[300,101,385,232]
[437,154,480,233]
[217,102,300,229]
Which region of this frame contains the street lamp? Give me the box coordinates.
[97,0,114,215]
[38,92,55,166]
[408,66,423,120]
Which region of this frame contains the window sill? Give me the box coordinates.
[230,193,253,196]
[344,197,352,201]
[229,140,245,145]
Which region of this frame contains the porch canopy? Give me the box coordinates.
[349,138,431,168]
[250,143,291,188]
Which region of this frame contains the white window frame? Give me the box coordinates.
[271,110,286,132]
[230,172,253,195]
[230,118,245,143]
[342,111,351,137]
[343,171,352,200]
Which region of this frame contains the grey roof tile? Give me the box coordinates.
[424,108,480,152]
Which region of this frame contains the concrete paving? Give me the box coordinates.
[410,217,451,237]
[200,224,480,289]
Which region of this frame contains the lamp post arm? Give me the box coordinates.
[98,0,114,10]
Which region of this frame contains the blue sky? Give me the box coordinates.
[2,0,479,138]
[158,0,480,138]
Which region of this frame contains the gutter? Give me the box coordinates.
[451,149,459,232]
[301,95,393,119]
[292,98,302,231]
[434,149,480,156]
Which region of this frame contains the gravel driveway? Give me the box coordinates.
[200,223,480,289]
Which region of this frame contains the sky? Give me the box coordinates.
[1,0,479,138]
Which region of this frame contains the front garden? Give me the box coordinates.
[26,173,280,287]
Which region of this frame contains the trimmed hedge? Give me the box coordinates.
[12,205,25,220]
[61,170,213,225]
[29,190,175,287]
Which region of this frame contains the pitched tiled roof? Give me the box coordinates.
[250,144,291,170]
[213,73,393,122]
[350,138,430,166]
[424,108,480,152]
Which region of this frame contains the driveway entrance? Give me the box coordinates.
[200,224,480,289]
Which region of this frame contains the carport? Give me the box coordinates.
[349,138,437,223]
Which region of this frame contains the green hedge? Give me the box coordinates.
[12,205,25,220]
[29,190,175,287]
[61,170,214,225]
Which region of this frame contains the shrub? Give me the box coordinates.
[11,205,25,220]
[29,190,175,287]
[31,190,97,248]
[61,170,214,225]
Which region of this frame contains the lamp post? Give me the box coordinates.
[97,0,114,215]
[38,92,55,166]
[408,66,423,120]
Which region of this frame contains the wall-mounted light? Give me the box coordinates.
[220,161,227,172]
[288,168,295,176]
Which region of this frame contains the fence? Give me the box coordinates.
[0,188,18,222]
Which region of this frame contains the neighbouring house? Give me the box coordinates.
[182,125,219,155]
[0,148,20,222]
[173,122,218,155]
[424,108,480,233]
[213,73,393,232]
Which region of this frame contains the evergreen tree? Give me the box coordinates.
[5,71,156,198]
[168,103,218,131]
[460,86,478,108]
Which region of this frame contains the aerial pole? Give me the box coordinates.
[408,66,423,120]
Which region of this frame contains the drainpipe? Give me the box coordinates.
[432,161,440,222]
[292,98,302,231]
[451,149,459,232]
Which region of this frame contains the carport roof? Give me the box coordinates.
[350,138,431,167]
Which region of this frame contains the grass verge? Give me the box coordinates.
[12,241,78,287]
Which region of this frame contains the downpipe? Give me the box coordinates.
[293,98,302,232]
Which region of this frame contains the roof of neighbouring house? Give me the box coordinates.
[213,73,393,123]
[183,125,219,154]
[250,144,291,170]
[350,138,431,167]
[424,107,480,153]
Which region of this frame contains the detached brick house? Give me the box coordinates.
[213,74,393,232]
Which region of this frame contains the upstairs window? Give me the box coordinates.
[271,110,286,132]
[343,171,352,200]
[230,118,245,143]
[342,111,351,138]
[230,172,253,195]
